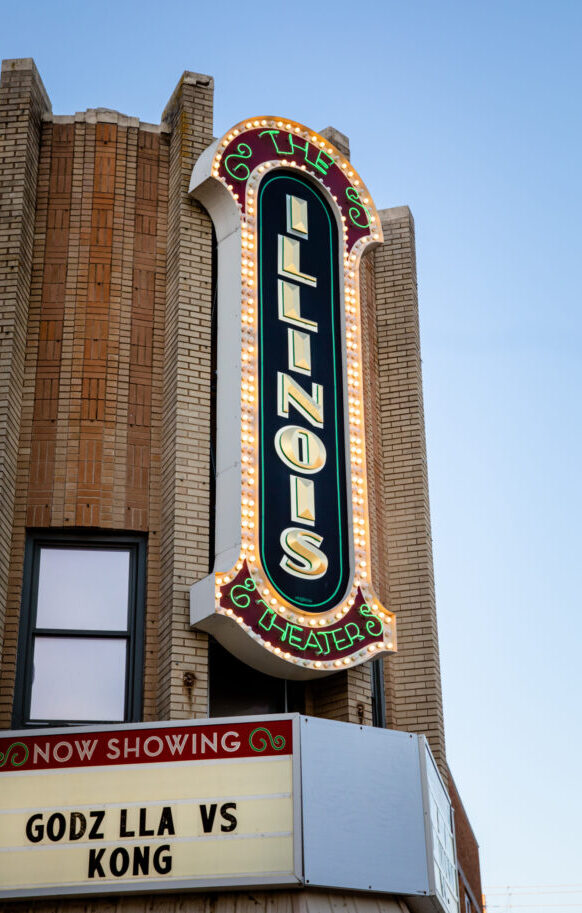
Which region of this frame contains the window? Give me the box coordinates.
[13,532,146,728]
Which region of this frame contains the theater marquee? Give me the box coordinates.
[0,718,299,898]
[189,118,396,677]
[0,717,457,913]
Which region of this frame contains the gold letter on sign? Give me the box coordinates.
[290,476,316,526]
[277,373,323,427]
[278,236,317,287]
[287,194,309,236]
[278,281,318,332]
[288,328,312,375]
[274,425,327,474]
[280,527,328,579]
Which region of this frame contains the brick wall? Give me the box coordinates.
[448,771,484,913]
[0,60,50,673]
[372,206,446,773]
[0,61,444,752]
[305,665,373,725]
[0,75,168,723]
[0,54,483,913]
[157,72,214,720]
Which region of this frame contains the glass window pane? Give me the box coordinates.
[36,548,130,630]
[30,637,127,721]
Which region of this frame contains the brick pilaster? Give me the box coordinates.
[158,73,214,719]
[373,206,446,773]
[0,59,51,658]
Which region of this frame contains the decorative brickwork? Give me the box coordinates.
[0,61,444,754]
[0,105,167,726]
[0,56,484,913]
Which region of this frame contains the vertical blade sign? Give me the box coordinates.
[189,118,396,679]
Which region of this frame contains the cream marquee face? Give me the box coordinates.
[189,118,396,677]
[0,719,299,898]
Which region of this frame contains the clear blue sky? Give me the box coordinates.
[3,1,581,907]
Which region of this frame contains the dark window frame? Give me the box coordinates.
[371,658,386,727]
[13,530,146,729]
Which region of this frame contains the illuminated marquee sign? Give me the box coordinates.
[0,718,298,898]
[190,118,396,677]
[0,717,458,913]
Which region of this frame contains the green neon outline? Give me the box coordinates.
[257,130,333,176]
[259,173,349,610]
[0,741,29,768]
[224,143,253,181]
[229,577,256,609]
[258,129,284,153]
[346,187,371,228]
[256,607,369,656]
[314,149,335,176]
[359,603,383,636]
[248,727,286,752]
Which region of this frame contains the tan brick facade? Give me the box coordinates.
[0,60,445,746]
[0,57,481,910]
[373,207,446,771]
[0,60,50,676]
[158,72,214,721]
[448,770,484,913]
[0,92,169,725]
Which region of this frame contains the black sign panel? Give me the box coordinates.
[258,172,351,613]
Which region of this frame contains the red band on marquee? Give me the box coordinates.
[0,719,292,772]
